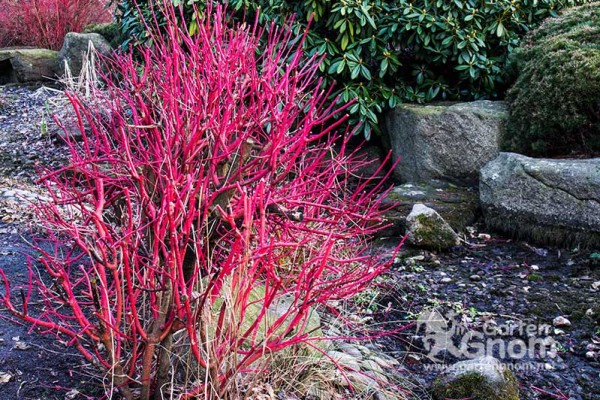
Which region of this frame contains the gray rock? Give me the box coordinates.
[379,179,478,236]
[385,101,506,184]
[326,350,362,371]
[405,204,460,250]
[480,152,600,248]
[336,342,363,358]
[350,144,386,179]
[0,49,58,84]
[433,356,519,400]
[57,33,112,77]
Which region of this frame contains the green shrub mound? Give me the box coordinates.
[115,0,585,139]
[504,2,600,156]
[84,22,123,48]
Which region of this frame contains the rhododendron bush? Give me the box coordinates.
[0,3,397,399]
[0,0,112,50]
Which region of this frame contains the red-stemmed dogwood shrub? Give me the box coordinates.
[0,0,112,50]
[0,3,398,399]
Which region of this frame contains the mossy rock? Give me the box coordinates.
[0,49,58,83]
[197,277,325,355]
[385,100,506,183]
[480,152,600,249]
[432,356,520,400]
[405,203,460,251]
[380,179,479,237]
[83,23,123,48]
[504,2,600,157]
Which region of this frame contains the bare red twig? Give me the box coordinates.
[530,384,569,399]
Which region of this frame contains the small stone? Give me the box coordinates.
[355,344,373,356]
[585,351,597,360]
[347,371,379,391]
[375,392,393,400]
[65,389,80,399]
[552,316,571,328]
[371,355,398,368]
[440,277,452,284]
[592,281,600,290]
[327,350,361,371]
[337,342,363,358]
[530,265,540,271]
[0,372,12,384]
[470,274,482,281]
[553,328,565,335]
[406,354,422,364]
[361,359,384,374]
[586,308,595,317]
[587,345,600,353]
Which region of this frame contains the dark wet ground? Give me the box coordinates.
[369,228,600,400]
[0,226,105,400]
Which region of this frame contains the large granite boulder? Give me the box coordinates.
[379,180,478,237]
[0,49,58,84]
[432,356,519,400]
[57,32,112,77]
[385,101,507,184]
[480,152,600,248]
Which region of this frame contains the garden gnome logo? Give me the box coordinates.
[416,309,464,362]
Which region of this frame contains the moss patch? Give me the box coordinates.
[413,213,457,250]
[432,368,519,400]
[526,273,543,282]
[504,2,600,157]
[382,180,479,237]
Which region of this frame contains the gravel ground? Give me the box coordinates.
[370,228,600,400]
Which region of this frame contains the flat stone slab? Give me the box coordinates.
[480,152,600,248]
[379,180,479,237]
[385,100,506,184]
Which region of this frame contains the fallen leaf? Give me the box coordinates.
[0,372,13,384]
[13,341,31,350]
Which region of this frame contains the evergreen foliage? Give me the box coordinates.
[505,2,600,156]
[115,0,587,139]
